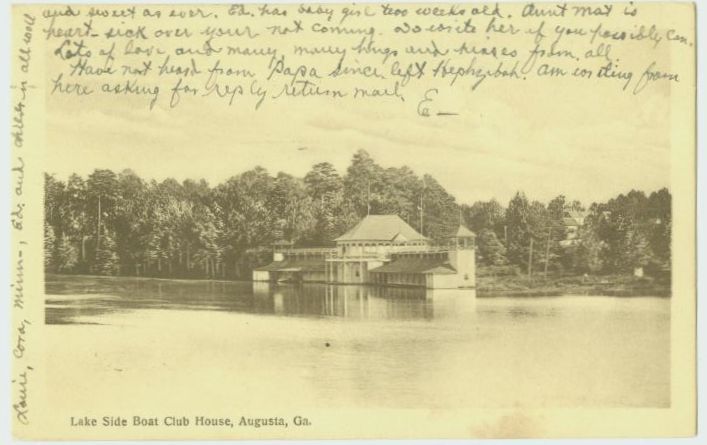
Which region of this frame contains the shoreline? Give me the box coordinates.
[476,271,671,298]
[45,272,671,298]
[476,286,671,298]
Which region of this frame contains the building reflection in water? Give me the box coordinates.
[45,275,476,325]
[252,282,476,321]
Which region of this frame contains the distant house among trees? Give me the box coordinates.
[560,210,588,247]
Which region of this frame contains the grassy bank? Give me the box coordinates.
[476,266,671,297]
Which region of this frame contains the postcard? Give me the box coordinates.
[9,1,696,440]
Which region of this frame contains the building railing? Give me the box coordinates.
[395,246,458,253]
[277,243,473,260]
[326,253,388,261]
[280,247,337,256]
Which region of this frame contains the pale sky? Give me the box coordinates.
[43,3,673,208]
[46,75,671,207]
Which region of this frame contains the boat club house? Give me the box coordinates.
[253,215,476,289]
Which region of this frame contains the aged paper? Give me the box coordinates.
[10,1,695,440]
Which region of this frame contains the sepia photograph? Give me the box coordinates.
[43,151,673,410]
[7,1,697,441]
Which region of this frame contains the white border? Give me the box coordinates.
[0,0,703,444]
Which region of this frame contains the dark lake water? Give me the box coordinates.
[46,274,473,324]
[45,274,670,409]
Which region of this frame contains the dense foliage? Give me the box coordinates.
[44,150,671,279]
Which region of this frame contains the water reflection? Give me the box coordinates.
[44,275,670,409]
[256,282,476,320]
[46,275,477,325]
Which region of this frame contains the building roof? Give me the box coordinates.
[562,217,584,227]
[562,210,587,227]
[254,258,325,272]
[369,256,456,275]
[335,215,429,242]
[454,225,476,238]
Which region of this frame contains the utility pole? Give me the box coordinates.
[419,194,423,235]
[528,237,534,278]
[367,180,371,216]
[96,195,102,252]
[419,179,425,236]
[544,226,552,279]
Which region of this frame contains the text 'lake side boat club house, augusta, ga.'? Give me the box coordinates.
[253,215,477,289]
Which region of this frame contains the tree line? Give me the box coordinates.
[44,149,671,279]
[465,189,670,277]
